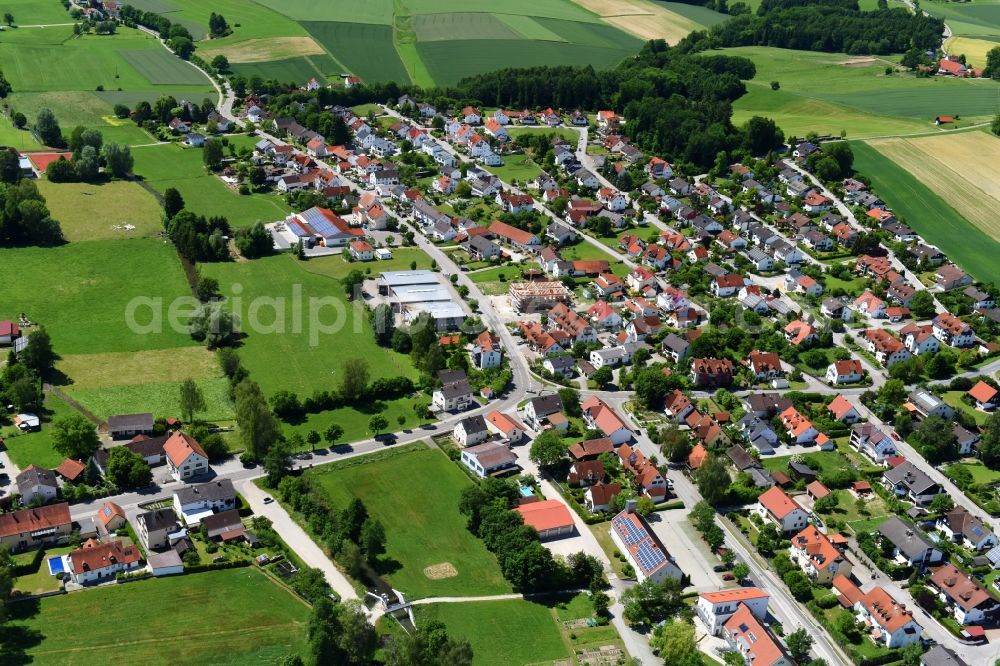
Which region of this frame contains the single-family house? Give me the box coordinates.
[433,379,473,413]
[164,432,209,482]
[610,505,683,584]
[877,517,943,568]
[135,508,179,551]
[696,588,770,636]
[722,603,794,666]
[454,415,489,448]
[690,357,735,388]
[790,525,851,585]
[850,423,897,464]
[755,487,809,534]
[826,359,864,385]
[936,507,997,552]
[486,410,526,444]
[930,563,1000,625]
[833,576,923,649]
[68,538,142,584]
[461,442,517,478]
[827,395,861,424]
[583,396,632,446]
[969,381,999,411]
[15,465,58,505]
[173,479,236,526]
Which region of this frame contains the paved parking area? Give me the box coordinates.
[647,509,727,592]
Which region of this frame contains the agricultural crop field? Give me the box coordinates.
[852,138,1000,284]
[0,26,214,146]
[2,0,76,25]
[4,568,309,665]
[199,253,419,396]
[131,143,292,228]
[724,46,1000,138]
[126,0,723,88]
[302,445,511,599]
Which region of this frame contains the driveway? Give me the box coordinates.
[647,509,726,592]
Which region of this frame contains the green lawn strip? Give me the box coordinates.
[131,143,292,228]
[67,377,234,422]
[0,238,196,355]
[281,395,429,446]
[852,140,1000,283]
[413,598,570,666]
[199,253,418,396]
[7,568,309,665]
[507,127,581,143]
[303,445,511,598]
[4,0,73,24]
[295,248,432,280]
[847,515,891,535]
[485,156,543,184]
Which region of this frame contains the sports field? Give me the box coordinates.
[131,143,291,228]
[303,445,511,598]
[5,568,309,665]
[0,239,196,355]
[724,46,1000,138]
[36,181,164,242]
[852,138,1000,283]
[198,253,419,396]
[414,599,569,665]
[1,26,213,146]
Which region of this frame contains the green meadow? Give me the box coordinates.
[131,143,291,228]
[724,46,1000,138]
[3,568,309,665]
[199,253,419,396]
[302,445,511,598]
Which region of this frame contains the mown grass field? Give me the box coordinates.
[3,568,309,665]
[414,598,569,665]
[3,0,72,25]
[296,248,432,280]
[852,139,1000,283]
[304,445,511,599]
[131,143,291,228]
[199,253,419,396]
[36,181,164,242]
[1,26,213,146]
[0,238,196,355]
[68,377,234,422]
[724,46,1000,138]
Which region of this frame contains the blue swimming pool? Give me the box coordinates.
[519,486,533,498]
[47,556,64,575]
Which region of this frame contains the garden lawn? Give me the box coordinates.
[303,445,511,598]
[0,238,197,355]
[485,156,543,184]
[852,141,1000,284]
[1,394,78,470]
[0,120,38,151]
[3,568,309,665]
[948,462,1000,486]
[943,391,989,426]
[131,143,292,228]
[199,253,419,396]
[506,127,581,143]
[413,598,569,666]
[36,181,164,242]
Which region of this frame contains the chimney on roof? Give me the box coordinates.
[625,499,638,514]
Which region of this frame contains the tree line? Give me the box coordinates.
[698,0,944,55]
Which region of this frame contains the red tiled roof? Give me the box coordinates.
[0,503,71,539]
[757,487,804,520]
[515,499,574,532]
[163,432,207,468]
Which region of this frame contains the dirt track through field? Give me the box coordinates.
[867,133,1000,240]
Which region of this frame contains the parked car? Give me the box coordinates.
[713,565,727,572]
[263,497,274,504]
[722,573,735,581]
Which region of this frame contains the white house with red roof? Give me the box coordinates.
[755,486,809,533]
[833,575,923,649]
[827,394,861,424]
[969,381,1000,411]
[826,359,864,385]
[790,524,852,585]
[483,118,509,142]
[0,320,21,345]
[587,300,621,329]
[68,538,142,584]
[485,410,526,444]
[584,396,632,445]
[284,207,364,247]
[471,330,502,370]
[696,588,770,635]
[460,106,481,124]
[164,432,209,482]
[349,240,374,261]
[710,274,748,297]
